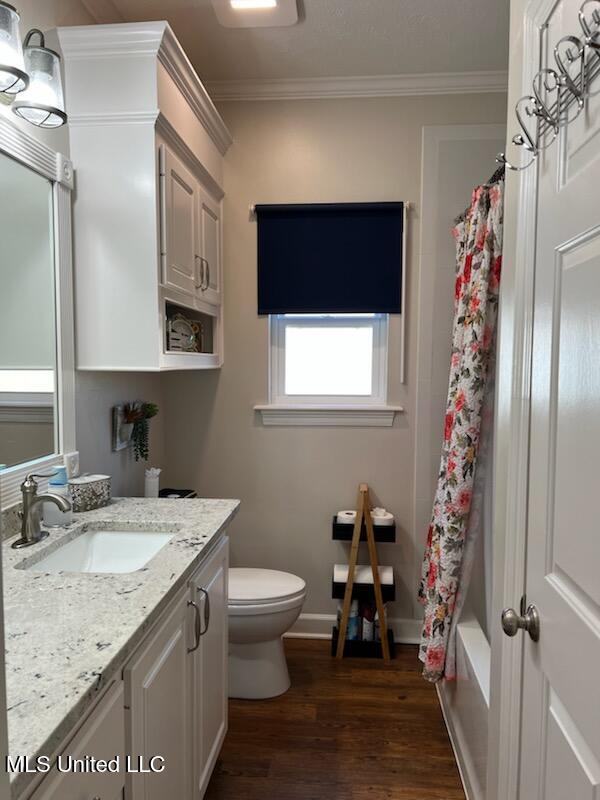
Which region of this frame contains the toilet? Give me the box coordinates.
[228,568,306,699]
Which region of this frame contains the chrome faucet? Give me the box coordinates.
[12,472,72,549]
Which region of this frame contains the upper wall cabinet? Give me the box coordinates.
[160,146,222,307]
[57,23,232,371]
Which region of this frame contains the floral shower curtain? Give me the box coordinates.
[418,177,504,683]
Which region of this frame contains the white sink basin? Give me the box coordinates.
[29,529,174,574]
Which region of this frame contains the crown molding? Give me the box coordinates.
[207,70,509,102]
[58,22,232,156]
[158,25,233,155]
[57,21,167,59]
[67,110,160,127]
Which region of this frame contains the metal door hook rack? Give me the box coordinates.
[498,0,600,171]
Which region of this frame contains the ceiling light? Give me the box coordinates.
[230,0,277,8]
[0,1,28,95]
[12,28,67,128]
[212,0,296,27]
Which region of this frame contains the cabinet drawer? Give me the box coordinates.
[30,681,125,800]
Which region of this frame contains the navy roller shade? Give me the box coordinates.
[256,202,403,314]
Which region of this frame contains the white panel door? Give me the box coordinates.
[518,2,600,797]
[190,537,229,798]
[160,145,201,298]
[197,188,222,306]
[125,585,193,800]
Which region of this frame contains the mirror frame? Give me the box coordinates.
[0,115,76,509]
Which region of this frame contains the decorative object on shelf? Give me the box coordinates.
[498,0,600,171]
[0,4,67,126]
[122,401,159,462]
[68,474,111,512]
[167,312,202,353]
[333,483,393,662]
[112,404,133,452]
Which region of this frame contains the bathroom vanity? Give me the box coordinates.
[3,497,239,800]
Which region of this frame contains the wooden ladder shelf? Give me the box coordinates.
[336,483,391,662]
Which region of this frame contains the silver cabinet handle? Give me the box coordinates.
[194,255,204,290]
[199,257,209,290]
[198,588,210,635]
[187,599,201,652]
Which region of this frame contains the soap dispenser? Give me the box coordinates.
[43,468,73,528]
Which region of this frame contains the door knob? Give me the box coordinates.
[501,603,540,642]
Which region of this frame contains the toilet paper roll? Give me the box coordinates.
[336,510,357,525]
[370,508,395,526]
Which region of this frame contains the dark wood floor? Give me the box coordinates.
[205,639,465,800]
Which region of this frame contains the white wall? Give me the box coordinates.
[0,1,165,496]
[162,94,507,635]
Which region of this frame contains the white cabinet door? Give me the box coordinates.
[190,537,229,798]
[160,145,201,299]
[125,585,193,800]
[197,188,222,307]
[30,681,125,800]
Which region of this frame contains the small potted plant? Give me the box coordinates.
[123,401,159,461]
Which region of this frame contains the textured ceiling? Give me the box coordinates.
[90,0,510,81]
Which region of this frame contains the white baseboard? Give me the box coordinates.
[285,612,422,644]
[437,683,476,800]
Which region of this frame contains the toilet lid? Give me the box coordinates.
[229,568,306,604]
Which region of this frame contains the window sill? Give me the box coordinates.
[254,404,404,427]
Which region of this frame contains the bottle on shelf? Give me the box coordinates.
[361,602,375,641]
[347,599,361,641]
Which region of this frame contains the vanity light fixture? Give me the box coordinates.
[230,0,277,8]
[0,1,28,95]
[12,28,66,128]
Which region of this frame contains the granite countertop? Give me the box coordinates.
[2,496,239,797]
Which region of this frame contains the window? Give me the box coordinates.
[270,314,388,405]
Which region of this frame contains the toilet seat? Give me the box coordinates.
[228,568,306,616]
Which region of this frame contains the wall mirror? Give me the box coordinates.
[0,114,75,509]
[0,152,57,470]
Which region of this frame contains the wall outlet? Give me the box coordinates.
[64,451,80,478]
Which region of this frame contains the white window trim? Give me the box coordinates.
[255,314,403,427]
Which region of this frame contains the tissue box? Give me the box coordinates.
[68,474,111,512]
